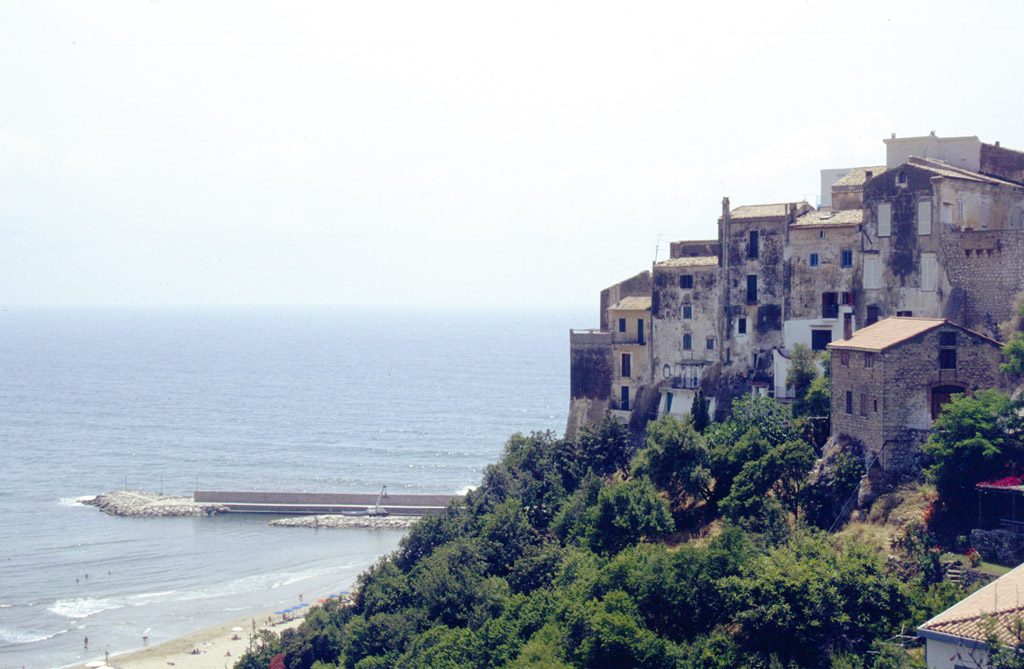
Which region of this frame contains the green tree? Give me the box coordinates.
[632,415,712,506]
[787,343,818,406]
[585,478,674,555]
[923,390,1022,509]
[576,415,634,478]
[691,387,711,433]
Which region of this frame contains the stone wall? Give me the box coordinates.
[940,227,1024,335]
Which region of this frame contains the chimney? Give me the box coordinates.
[864,170,873,180]
[722,196,730,218]
[995,141,1001,148]
[843,314,853,340]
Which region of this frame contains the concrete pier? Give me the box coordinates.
[193,490,464,516]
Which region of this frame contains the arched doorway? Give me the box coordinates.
[931,385,965,420]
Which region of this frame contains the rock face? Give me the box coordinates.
[84,490,227,517]
[269,514,419,530]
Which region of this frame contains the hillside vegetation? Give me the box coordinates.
[235,396,983,669]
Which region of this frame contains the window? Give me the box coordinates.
[620,386,630,410]
[840,350,850,366]
[680,275,693,289]
[841,292,854,306]
[878,203,891,237]
[621,353,631,377]
[809,253,819,267]
[918,201,932,235]
[897,170,907,185]
[662,364,671,379]
[867,305,880,326]
[956,197,964,224]
[664,392,673,414]
[860,393,868,417]
[940,330,957,370]
[746,275,757,304]
[748,231,759,259]
[896,310,914,317]
[981,202,989,229]
[845,391,853,415]
[819,230,825,239]
[1013,208,1024,229]
[873,399,878,413]
[737,318,747,334]
[811,329,832,351]
[683,334,692,350]
[921,253,937,292]
[683,305,692,319]
[706,338,715,351]
[618,318,626,333]
[841,250,853,267]
[822,292,839,319]
[864,256,881,289]
[637,319,645,345]
[864,352,874,369]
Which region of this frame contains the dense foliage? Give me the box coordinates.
[238,404,968,669]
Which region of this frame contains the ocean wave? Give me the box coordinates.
[57,496,95,508]
[0,626,68,645]
[49,597,120,619]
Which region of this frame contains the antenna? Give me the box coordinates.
[653,234,669,263]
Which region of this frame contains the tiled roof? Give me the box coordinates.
[609,296,651,311]
[791,208,864,229]
[833,166,886,188]
[727,203,790,219]
[657,255,719,268]
[907,157,1023,187]
[827,317,946,352]
[919,563,1024,646]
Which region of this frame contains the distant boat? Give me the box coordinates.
[341,485,388,517]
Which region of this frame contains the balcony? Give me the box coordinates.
[821,304,839,319]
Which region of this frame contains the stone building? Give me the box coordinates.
[828,317,1007,472]
[567,132,1024,441]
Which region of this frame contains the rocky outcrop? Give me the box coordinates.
[84,490,227,517]
[269,514,419,530]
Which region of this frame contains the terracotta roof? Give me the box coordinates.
[919,563,1024,646]
[791,208,864,229]
[609,296,651,311]
[907,157,1023,187]
[833,166,886,188]
[657,255,718,268]
[827,317,946,352]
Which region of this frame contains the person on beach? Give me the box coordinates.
[84,636,88,649]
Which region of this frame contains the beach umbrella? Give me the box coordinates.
[274,610,286,615]
[299,603,310,607]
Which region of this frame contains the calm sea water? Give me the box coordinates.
[0,306,589,669]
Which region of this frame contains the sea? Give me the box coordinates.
[0,305,590,669]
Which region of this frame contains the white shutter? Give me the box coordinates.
[878,203,891,237]
[921,253,937,292]
[918,201,932,235]
[864,256,880,290]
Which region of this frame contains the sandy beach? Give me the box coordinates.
[67,611,308,669]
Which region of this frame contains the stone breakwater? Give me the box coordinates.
[270,514,420,530]
[84,490,227,517]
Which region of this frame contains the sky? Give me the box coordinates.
[2,1,1024,311]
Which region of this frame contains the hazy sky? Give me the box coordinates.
[3,2,1023,310]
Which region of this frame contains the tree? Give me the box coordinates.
[691,387,711,433]
[787,343,817,406]
[585,479,674,555]
[576,415,634,478]
[632,415,712,506]
[923,390,1022,509]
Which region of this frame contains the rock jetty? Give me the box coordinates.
[269,514,419,530]
[84,490,227,517]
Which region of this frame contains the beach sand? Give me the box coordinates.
[68,612,307,669]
